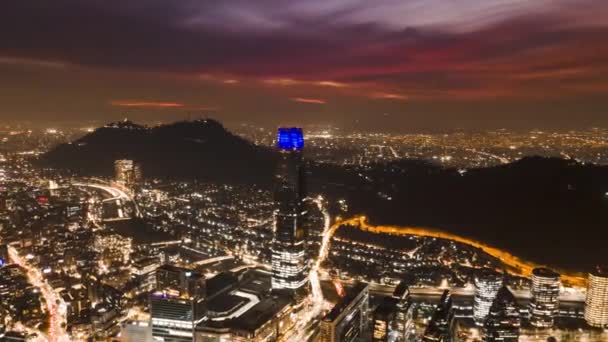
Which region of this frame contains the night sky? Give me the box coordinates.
[1,1,608,130]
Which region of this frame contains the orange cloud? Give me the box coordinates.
[263,78,349,88]
[291,97,326,104]
[111,100,184,108]
[371,92,408,100]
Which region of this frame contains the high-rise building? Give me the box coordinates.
[320,283,369,342]
[473,269,503,325]
[393,281,415,341]
[150,266,206,341]
[422,290,455,342]
[529,267,560,328]
[585,266,608,328]
[155,265,205,298]
[120,320,152,342]
[114,159,142,190]
[271,128,308,292]
[482,286,520,342]
[372,297,397,342]
[150,294,206,342]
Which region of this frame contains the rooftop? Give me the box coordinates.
[323,282,369,322]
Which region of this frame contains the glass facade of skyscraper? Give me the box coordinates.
[271,128,309,291]
[474,270,503,326]
[529,267,560,328]
[585,267,608,328]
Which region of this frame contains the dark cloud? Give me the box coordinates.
[0,1,607,128]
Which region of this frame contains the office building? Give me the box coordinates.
[150,293,206,342]
[156,265,206,298]
[422,290,455,342]
[394,281,415,341]
[320,283,369,342]
[114,159,142,189]
[120,320,152,342]
[271,128,308,292]
[529,267,560,328]
[482,286,520,342]
[151,266,206,341]
[474,269,503,325]
[585,266,608,328]
[195,269,294,342]
[372,297,398,342]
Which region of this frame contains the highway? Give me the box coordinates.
[72,180,139,220]
[72,182,130,202]
[8,246,70,342]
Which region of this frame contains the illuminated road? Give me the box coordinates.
[73,181,140,219]
[283,196,332,342]
[8,246,69,342]
[327,216,587,287]
[72,182,130,202]
[465,148,511,164]
[310,196,331,305]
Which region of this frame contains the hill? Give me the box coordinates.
[39,119,277,183]
[319,157,608,272]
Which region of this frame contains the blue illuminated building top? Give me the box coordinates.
[277,127,304,150]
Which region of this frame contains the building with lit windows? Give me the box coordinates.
[150,293,206,342]
[372,280,414,342]
[423,290,455,342]
[529,267,560,328]
[473,269,503,325]
[585,267,608,328]
[120,320,152,342]
[393,281,415,341]
[482,286,520,342]
[270,128,308,292]
[372,297,397,342]
[150,266,206,341]
[114,159,142,190]
[93,232,132,266]
[320,283,369,342]
[155,265,206,298]
[195,269,294,342]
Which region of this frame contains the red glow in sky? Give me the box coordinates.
[290,97,326,104]
[1,1,607,128]
[110,101,185,108]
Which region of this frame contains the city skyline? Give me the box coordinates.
[1,1,608,130]
[1,1,608,341]
[1,125,608,341]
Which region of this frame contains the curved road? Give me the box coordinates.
[327,216,587,287]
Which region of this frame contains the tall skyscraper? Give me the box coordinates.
[529,267,560,328]
[473,269,503,325]
[320,283,369,342]
[585,266,608,328]
[150,266,206,341]
[114,159,142,190]
[372,297,397,342]
[150,294,206,342]
[394,282,415,341]
[482,285,520,342]
[271,128,308,292]
[422,290,455,342]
